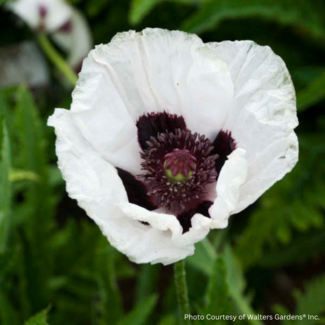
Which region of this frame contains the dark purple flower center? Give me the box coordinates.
[139,129,219,213]
[117,111,237,233]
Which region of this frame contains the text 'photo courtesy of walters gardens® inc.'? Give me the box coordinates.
[185,314,322,322]
[1,0,325,324]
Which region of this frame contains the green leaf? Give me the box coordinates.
[128,0,209,24]
[118,294,158,325]
[158,314,176,325]
[0,0,14,4]
[9,169,40,182]
[297,71,325,111]
[187,238,216,276]
[294,275,325,325]
[259,230,325,268]
[129,0,161,25]
[224,246,262,325]
[0,114,3,157]
[0,115,11,253]
[15,86,47,182]
[272,276,325,325]
[204,255,232,318]
[187,241,261,324]
[181,0,325,45]
[96,242,123,325]
[0,248,17,278]
[136,264,159,302]
[14,86,53,313]
[0,292,20,325]
[235,134,325,269]
[24,307,51,325]
[272,305,291,325]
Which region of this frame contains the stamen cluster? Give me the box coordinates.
[139,129,219,212]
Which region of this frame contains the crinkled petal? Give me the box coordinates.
[69,28,235,173]
[206,41,298,213]
[8,0,72,32]
[208,148,248,228]
[70,66,141,174]
[48,108,208,265]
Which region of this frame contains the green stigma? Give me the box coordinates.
[164,161,194,183]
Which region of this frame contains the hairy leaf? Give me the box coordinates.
[118,294,158,325]
[204,255,232,318]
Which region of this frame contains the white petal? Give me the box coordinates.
[71,63,142,174]
[206,41,298,212]
[69,28,235,173]
[48,108,203,265]
[8,0,72,33]
[51,9,92,68]
[207,148,248,228]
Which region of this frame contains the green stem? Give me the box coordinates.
[174,260,191,325]
[37,33,78,86]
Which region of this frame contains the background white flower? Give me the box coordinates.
[8,0,72,32]
[8,0,92,69]
[49,28,298,265]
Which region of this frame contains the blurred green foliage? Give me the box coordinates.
[1,0,325,324]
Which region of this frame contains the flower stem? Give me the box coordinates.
[174,260,191,324]
[37,33,78,86]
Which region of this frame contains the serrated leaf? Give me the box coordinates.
[272,276,325,325]
[24,307,50,325]
[118,294,158,325]
[294,276,325,325]
[204,255,232,318]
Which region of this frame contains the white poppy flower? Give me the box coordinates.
[8,0,72,33]
[51,9,92,69]
[8,0,92,69]
[48,28,298,265]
